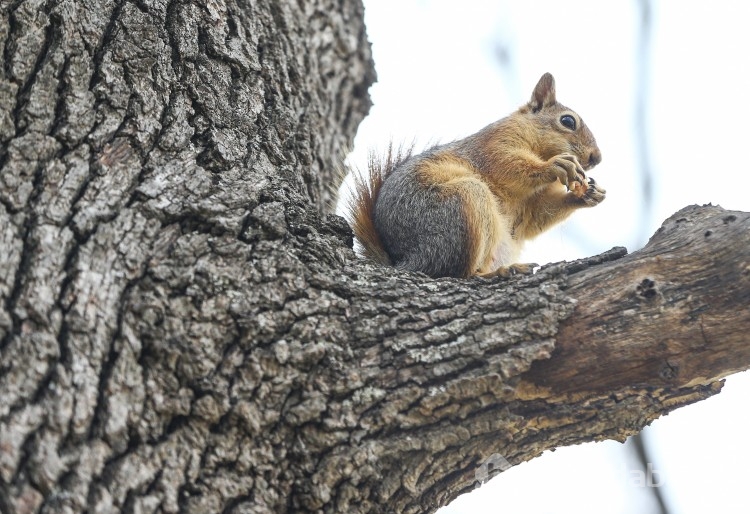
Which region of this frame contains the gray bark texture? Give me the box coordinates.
[1,1,749,513]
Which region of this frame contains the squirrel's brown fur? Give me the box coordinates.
[348,73,605,278]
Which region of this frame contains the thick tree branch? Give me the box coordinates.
[523,205,750,395]
[324,205,748,513]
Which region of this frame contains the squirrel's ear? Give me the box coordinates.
[529,73,556,112]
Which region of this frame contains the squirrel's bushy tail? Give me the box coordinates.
[348,143,412,266]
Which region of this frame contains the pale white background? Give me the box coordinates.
[342,1,750,513]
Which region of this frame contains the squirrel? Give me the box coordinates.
[348,72,605,279]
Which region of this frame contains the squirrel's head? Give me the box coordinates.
[519,73,602,171]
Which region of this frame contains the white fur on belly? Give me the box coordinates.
[491,236,523,268]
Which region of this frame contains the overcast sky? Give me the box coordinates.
[345,1,750,513]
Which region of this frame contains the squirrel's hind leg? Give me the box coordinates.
[439,173,536,279]
[477,262,537,279]
[440,176,508,277]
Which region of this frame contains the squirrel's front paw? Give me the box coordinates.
[578,177,606,206]
[548,153,586,190]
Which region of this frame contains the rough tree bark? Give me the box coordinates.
[1,1,748,514]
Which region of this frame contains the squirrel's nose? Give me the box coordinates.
[587,148,602,169]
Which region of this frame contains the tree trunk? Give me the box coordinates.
[1,1,748,513]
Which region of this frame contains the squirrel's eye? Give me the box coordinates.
[560,115,576,130]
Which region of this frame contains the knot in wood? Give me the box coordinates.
[636,278,658,300]
[659,360,679,381]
